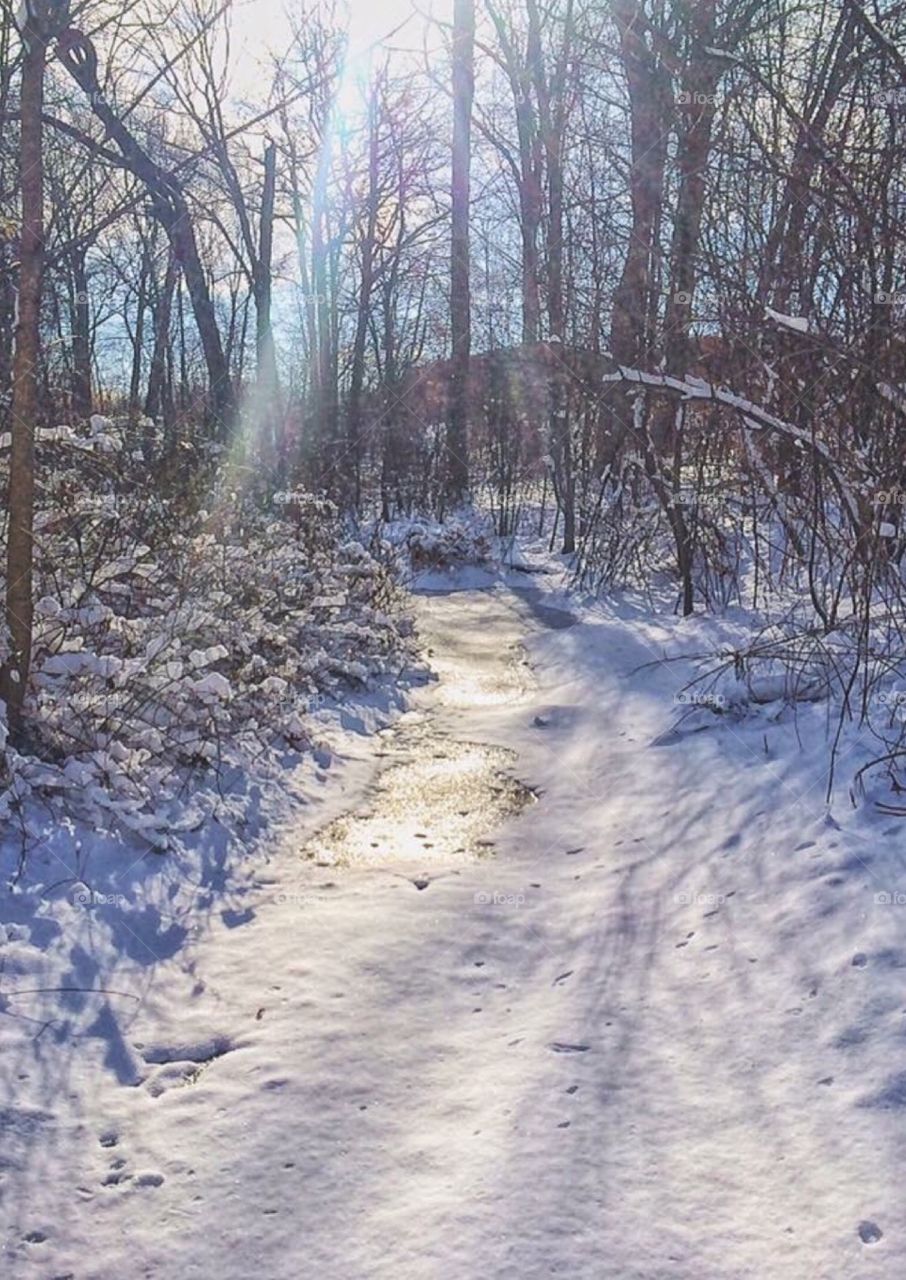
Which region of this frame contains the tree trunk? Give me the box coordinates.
[145,247,178,425]
[69,247,92,419]
[130,236,151,411]
[609,0,669,367]
[255,139,280,460]
[347,93,380,510]
[447,0,474,506]
[2,31,45,735]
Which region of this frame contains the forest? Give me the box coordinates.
[3,0,906,1275]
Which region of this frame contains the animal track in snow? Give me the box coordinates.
[140,1034,236,1096]
[140,1034,233,1065]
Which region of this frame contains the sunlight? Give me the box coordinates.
[229,0,422,104]
[220,0,427,477]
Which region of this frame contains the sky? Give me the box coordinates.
[228,0,427,103]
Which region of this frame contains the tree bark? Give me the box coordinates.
[255,139,280,454]
[145,246,178,427]
[69,246,92,419]
[609,0,669,367]
[2,28,45,734]
[447,0,474,506]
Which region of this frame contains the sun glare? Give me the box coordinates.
[228,0,423,103]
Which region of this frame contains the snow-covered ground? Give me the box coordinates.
[3,563,905,1278]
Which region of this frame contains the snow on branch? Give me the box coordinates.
[603,365,862,528]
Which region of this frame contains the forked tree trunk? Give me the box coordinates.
[55,29,234,436]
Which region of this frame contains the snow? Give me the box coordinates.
[2,559,905,1277]
[765,305,810,333]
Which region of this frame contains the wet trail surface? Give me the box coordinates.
[304,586,569,873]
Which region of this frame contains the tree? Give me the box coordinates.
[447,0,475,505]
[54,25,235,434]
[1,0,67,738]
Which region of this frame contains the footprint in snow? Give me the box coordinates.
[549,1042,590,1054]
[553,971,574,986]
[858,1221,883,1245]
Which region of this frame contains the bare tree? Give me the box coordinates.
[2,0,67,736]
[447,0,475,505]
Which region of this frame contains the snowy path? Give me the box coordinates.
[5,582,904,1278]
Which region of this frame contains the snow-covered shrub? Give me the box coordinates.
[383,514,495,573]
[0,424,414,845]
